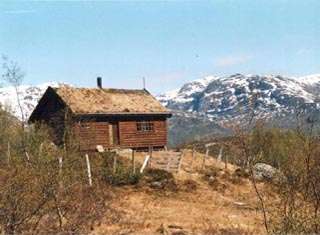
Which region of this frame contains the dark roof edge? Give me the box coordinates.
[28,86,70,123]
[53,86,148,94]
[73,112,172,117]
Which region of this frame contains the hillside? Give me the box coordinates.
[93,150,272,234]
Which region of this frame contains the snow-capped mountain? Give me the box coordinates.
[300,74,320,85]
[158,73,320,124]
[0,74,319,146]
[0,82,67,121]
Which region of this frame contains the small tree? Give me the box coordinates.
[1,55,25,123]
[0,58,110,234]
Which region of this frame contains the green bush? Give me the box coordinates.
[144,168,174,183]
[202,166,220,181]
[101,152,142,186]
[144,168,178,192]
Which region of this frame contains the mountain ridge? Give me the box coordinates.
[0,82,67,120]
[0,73,319,146]
[157,73,320,145]
[158,73,320,123]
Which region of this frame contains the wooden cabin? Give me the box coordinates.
[29,79,172,151]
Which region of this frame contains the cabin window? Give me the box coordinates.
[79,122,91,129]
[136,121,154,132]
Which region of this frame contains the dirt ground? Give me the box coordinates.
[93,150,272,234]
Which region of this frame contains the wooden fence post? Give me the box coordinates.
[217,146,223,162]
[113,153,117,174]
[148,146,153,168]
[202,148,209,170]
[58,156,63,175]
[140,155,150,173]
[166,156,172,172]
[39,143,43,155]
[177,151,184,173]
[85,154,93,186]
[25,152,30,161]
[190,147,195,170]
[58,156,63,188]
[225,154,228,170]
[132,149,136,174]
[7,142,10,166]
[56,156,64,228]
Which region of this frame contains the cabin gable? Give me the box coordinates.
[29,86,171,150]
[29,87,69,145]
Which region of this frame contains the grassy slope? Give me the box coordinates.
[93,150,276,234]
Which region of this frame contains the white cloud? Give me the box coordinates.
[214,55,253,67]
[296,48,311,56]
[144,71,187,93]
[3,10,36,15]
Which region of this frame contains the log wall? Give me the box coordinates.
[73,118,168,151]
[73,122,110,151]
[119,120,167,148]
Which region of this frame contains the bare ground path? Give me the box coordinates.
[93,150,272,234]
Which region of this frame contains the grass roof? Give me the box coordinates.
[54,86,170,115]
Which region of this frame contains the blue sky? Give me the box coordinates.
[0,1,319,94]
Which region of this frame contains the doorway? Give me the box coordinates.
[109,121,120,146]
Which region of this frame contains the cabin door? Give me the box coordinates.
[109,121,120,146]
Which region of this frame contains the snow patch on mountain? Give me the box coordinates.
[299,74,320,85]
[158,73,320,124]
[0,82,68,120]
[1,73,319,126]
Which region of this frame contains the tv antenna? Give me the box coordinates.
[142,77,146,90]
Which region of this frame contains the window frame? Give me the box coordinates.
[136,121,154,133]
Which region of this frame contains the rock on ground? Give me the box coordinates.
[253,163,284,183]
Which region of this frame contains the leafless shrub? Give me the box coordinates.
[202,165,220,179]
[1,55,25,123]
[222,97,320,233]
[202,220,255,235]
[143,168,178,193]
[179,179,198,192]
[0,112,110,234]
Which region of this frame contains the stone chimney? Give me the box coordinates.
[97,77,102,89]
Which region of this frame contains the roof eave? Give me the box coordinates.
[73,112,172,117]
